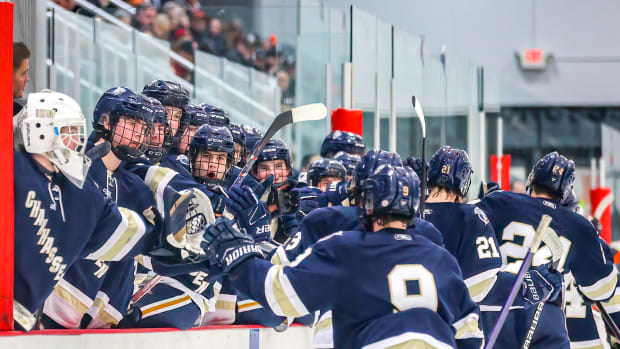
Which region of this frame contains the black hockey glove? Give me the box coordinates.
[521,263,563,307]
[279,213,299,238]
[204,218,264,274]
[225,183,272,242]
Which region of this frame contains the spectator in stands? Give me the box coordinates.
[189,10,208,44]
[53,0,77,11]
[511,178,526,193]
[153,13,172,40]
[132,3,156,34]
[204,18,228,56]
[172,41,195,83]
[13,42,30,115]
[114,8,132,25]
[227,35,253,67]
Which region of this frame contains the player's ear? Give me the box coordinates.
[100,114,110,130]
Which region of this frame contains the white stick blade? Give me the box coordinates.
[541,227,563,270]
[412,96,426,138]
[291,103,327,123]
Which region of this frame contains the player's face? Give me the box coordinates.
[255,159,289,184]
[234,142,243,165]
[179,125,199,154]
[150,122,167,147]
[165,106,183,135]
[59,125,84,152]
[112,116,148,149]
[193,150,228,180]
[317,176,341,192]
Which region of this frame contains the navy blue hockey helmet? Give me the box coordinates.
[143,97,172,163]
[427,146,473,198]
[251,138,291,183]
[188,124,235,186]
[142,80,189,150]
[229,123,246,167]
[242,125,264,156]
[93,87,155,161]
[320,131,365,158]
[350,149,403,203]
[197,103,231,128]
[360,165,420,230]
[178,104,213,154]
[142,80,190,109]
[527,151,575,202]
[334,151,361,177]
[307,158,347,187]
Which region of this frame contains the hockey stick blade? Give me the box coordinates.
[233,103,327,186]
[540,225,563,271]
[411,96,426,138]
[485,214,552,349]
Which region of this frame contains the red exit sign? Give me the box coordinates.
[517,48,549,70]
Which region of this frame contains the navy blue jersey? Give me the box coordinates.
[424,202,502,303]
[478,191,617,302]
[43,158,158,328]
[160,152,191,178]
[274,205,444,266]
[13,151,148,318]
[231,228,483,348]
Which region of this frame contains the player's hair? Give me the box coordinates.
[428,185,462,200]
[13,42,30,72]
[531,183,562,201]
[370,214,411,228]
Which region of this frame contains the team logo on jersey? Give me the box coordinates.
[394,234,412,241]
[177,155,189,165]
[542,200,556,209]
[474,207,489,225]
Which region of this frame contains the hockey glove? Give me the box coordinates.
[290,186,325,218]
[279,213,299,239]
[521,263,563,307]
[324,180,350,206]
[225,184,272,241]
[204,218,264,274]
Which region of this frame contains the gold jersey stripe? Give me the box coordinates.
[142,295,191,316]
[52,285,89,315]
[98,207,140,261]
[271,266,303,317]
[215,299,236,311]
[581,273,618,301]
[237,301,261,310]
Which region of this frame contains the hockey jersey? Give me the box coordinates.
[423,202,502,303]
[160,152,191,178]
[13,150,150,329]
[43,158,157,328]
[231,228,484,348]
[477,191,617,302]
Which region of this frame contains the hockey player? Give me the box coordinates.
[319,130,365,158]
[41,88,161,329]
[333,151,360,181]
[306,158,347,192]
[188,124,235,188]
[251,138,292,185]
[477,152,618,345]
[141,80,190,175]
[207,165,484,348]
[12,90,163,331]
[269,150,445,348]
[422,146,566,347]
[197,103,231,128]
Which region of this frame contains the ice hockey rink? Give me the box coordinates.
[3,0,620,348]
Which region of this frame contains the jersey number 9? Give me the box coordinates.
[388,265,438,312]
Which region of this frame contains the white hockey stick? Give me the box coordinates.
[411,97,427,213]
[233,103,327,186]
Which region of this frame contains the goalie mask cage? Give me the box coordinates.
[0,0,14,331]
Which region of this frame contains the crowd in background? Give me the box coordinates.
[52,0,296,105]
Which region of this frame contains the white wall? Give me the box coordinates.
[325,0,620,107]
[0,326,314,349]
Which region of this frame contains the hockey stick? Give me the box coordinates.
[485,214,552,349]
[233,103,327,186]
[521,225,564,349]
[595,301,620,340]
[411,97,427,214]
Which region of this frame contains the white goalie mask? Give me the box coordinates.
[16,90,91,188]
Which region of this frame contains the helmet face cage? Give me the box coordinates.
[108,112,153,161]
[307,158,347,189]
[188,125,235,186]
[251,139,291,184]
[145,115,172,163]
